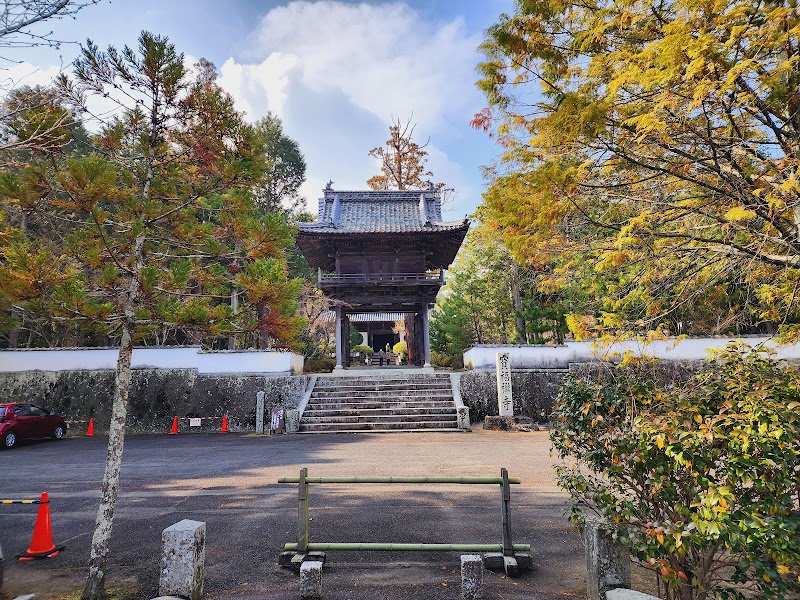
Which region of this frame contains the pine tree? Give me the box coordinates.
[0,32,300,598]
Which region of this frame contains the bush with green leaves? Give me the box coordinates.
[351,344,373,355]
[551,346,800,599]
[303,357,335,373]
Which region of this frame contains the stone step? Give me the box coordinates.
[311,390,453,398]
[314,381,452,390]
[299,420,460,433]
[301,413,458,425]
[305,401,456,411]
[317,369,450,383]
[301,372,460,434]
[303,407,457,418]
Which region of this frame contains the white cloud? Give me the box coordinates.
[241,1,481,128]
[214,1,486,215]
[218,53,299,120]
[1,63,62,90]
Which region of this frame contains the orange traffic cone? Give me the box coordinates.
[169,416,179,435]
[221,413,229,433]
[85,417,95,437]
[17,492,64,560]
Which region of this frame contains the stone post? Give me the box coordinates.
[495,352,513,417]
[584,518,630,600]
[255,391,265,434]
[159,519,206,600]
[457,406,470,430]
[461,554,483,599]
[300,560,323,599]
[285,409,300,433]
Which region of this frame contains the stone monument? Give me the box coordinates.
[484,351,518,430]
[496,352,513,416]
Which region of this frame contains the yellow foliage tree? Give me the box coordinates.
[476,0,800,337]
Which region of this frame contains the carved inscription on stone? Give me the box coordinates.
[495,352,513,417]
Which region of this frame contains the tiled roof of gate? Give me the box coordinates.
[297,188,468,234]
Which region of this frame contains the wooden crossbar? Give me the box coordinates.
[279,468,523,560]
[277,475,521,484]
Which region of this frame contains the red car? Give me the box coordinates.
[0,403,66,449]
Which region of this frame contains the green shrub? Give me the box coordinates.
[303,357,336,373]
[431,350,450,367]
[351,344,374,354]
[430,351,464,370]
[551,345,800,598]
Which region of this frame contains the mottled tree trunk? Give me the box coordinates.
[80,322,133,600]
[82,236,143,599]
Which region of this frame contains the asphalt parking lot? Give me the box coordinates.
[0,430,587,599]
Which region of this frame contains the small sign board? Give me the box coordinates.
[189,417,202,427]
[270,408,285,434]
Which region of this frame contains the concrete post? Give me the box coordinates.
[334,305,343,369]
[584,518,630,600]
[457,406,470,430]
[461,554,483,599]
[159,519,206,600]
[606,591,661,600]
[255,391,265,434]
[285,409,300,433]
[300,560,323,599]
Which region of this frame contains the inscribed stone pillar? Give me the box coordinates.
[255,391,265,434]
[496,352,513,417]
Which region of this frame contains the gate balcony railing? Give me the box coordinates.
[317,270,444,285]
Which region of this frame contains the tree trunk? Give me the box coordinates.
[227,287,238,350]
[81,321,134,600]
[8,212,29,348]
[257,303,269,350]
[511,262,526,343]
[82,236,143,599]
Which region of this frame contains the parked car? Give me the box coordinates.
[0,403,66,449]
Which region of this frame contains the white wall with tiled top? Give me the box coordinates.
[0,347,304,374]
[463,336,800,370]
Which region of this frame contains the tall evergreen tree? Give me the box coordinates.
[0,32,301,598]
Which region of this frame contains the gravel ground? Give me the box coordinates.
[0,429,590,599]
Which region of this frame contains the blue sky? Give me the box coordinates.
[8,0,514,218]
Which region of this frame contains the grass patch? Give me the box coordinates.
[50,580,139,600]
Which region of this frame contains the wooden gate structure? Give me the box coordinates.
[296,185,469,369]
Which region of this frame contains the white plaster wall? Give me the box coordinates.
[463,336,800,370]
[289,353,304,374]
[0,348,119,372]
[0,347,304,374]
[196,351,303,374]
[133,347,199,370]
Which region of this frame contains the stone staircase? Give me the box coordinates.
[299,373,460,433]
